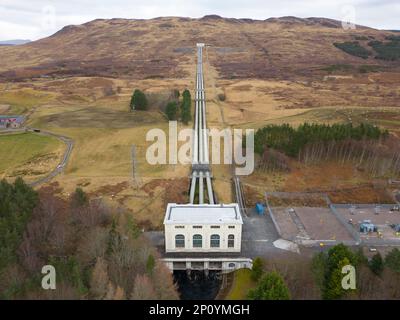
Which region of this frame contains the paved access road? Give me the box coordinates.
[241,208,282,257]
[26,128,74,187]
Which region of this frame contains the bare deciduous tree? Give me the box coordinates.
[90,257,110,299]
[77,227,109,266]
[131,274,156,300]
[151,261,179,300]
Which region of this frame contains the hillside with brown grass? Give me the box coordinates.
[1,15,399,226]
[0,15,399,81]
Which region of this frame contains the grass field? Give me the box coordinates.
[14,75,193,182]
[0,87,56,114]
[0,132,64,180]
[225,269,256,300]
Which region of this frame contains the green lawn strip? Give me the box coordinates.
[225,269,256,300]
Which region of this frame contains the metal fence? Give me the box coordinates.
[329,204,361,243]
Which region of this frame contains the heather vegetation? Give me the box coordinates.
[0,179,178,300]
[353,35,371,41]
[358,64,383,73]
[321,64,383,74]
[321,64,353,73]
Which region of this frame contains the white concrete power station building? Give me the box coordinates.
[164,203,243,253]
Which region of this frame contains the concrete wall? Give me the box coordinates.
[163,258,252,272]
[165,223,242,253]
[265,201,283,238]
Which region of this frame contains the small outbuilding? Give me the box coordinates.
[0,115,25,129]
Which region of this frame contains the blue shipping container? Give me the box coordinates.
[256,203,265,215]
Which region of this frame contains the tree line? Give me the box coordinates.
[334,41,371,59]
[165,89,192,123]
[130,88,192,124]
[0,179,178,300]
[298,137,400,176]
[334,37,400,61]
[312,244,400,300]
[254,123,387,157]
[253,123,399,176]
[0,178,38,272]
[368,37,400,61]
[244,244,400,300]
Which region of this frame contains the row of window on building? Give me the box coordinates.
[175,234,235,248]
[175,225,235,229]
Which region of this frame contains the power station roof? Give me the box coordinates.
[164,203,243,225]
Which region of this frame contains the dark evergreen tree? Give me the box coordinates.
[130,89,148,111]
[173,89,180,100]
[250,257,264,281]
[248,271,290,300]
[165,101,178,120]
[71,187,88,208]
[0,178,38,271]
[181,89,192,124]
[314,244,358,300]
[369,252,384,276]
[324,257,353,300]
[385,248,400,273]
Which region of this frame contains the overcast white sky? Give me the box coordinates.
[0,0,399,41]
